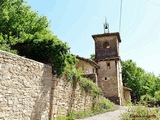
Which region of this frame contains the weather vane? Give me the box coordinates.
[104,17,109,33]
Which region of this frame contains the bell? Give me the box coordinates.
[104,24,108,29]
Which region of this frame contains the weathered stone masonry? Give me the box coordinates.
[0,50,94,120]
[0,50,52,120]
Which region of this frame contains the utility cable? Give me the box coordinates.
[119,0,123,33]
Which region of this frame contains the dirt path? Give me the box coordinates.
[78,106,129,120]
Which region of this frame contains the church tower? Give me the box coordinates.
[92,23,124,104]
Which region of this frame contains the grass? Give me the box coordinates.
[120,105,160,120]
[57,98,116,120]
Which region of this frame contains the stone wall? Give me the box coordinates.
[0,50,52,120]
[52,77,93,119]
[0,50,94,120]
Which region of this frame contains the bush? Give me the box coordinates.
[154,90,160,101]
[124,101,133,106]
[93,97,115,113]
[140,94,155,101]
[120,105,160,120]
[57,98,115,120]
[79,78,102,96]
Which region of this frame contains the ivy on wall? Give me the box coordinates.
[65,66,102,96]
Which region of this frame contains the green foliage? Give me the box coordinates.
[73,110,92,119]
[0,0,49,45]
[65,67,82,88]
[0,43,17,54]
[57,98,115,120]
[140,94,155,101]
[124,102,133,106]
[79,78,102,95]
[90,53,95,60]
[122,60,145,101]
[57,116,68,120]
[65,66,102,95]
[93,98,115,113]
[0,0,77,77]
[154,90,160,101]
[120,105,160,119]
[68,112,77,120]
[57,110,91,120]
[122,60,160,101]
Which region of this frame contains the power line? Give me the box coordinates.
[119,0,123,33]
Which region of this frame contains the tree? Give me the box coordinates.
[0,0,77,77]
[122,60,144,101]
[90,53,95,60]
[122,60,160,102]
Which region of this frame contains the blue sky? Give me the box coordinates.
[27,0,160,76]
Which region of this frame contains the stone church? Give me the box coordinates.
[93,32,124,105]
[76,31,132,105]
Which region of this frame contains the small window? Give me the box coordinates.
[104,77,107,80]
[107,62,111,69]
[92,68,94,73]
[103,42,110,48]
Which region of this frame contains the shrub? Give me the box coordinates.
[124,101,133,106]
[154,90,160,101]
[140,94,155,101]
[93,97,115,113]
[57,98,115,120]
[120,105,160,119]
[79,78,102,96]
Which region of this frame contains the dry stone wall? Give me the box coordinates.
[0,50,94,120]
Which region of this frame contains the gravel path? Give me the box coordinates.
[78,106,129,120]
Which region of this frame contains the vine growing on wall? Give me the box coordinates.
[65,66,102,95]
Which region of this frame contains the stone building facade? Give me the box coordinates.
[75,55,99,74]
[75,55,99,83]
[123,87,132,103]
[92,32,124,105]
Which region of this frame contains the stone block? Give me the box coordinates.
[0,112,5,118]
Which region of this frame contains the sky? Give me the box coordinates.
[27,0,160,76]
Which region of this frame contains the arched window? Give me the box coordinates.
[103,42,110,48]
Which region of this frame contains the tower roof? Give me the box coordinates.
[92,32,121,42]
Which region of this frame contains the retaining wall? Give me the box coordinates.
[0,50,93,120]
